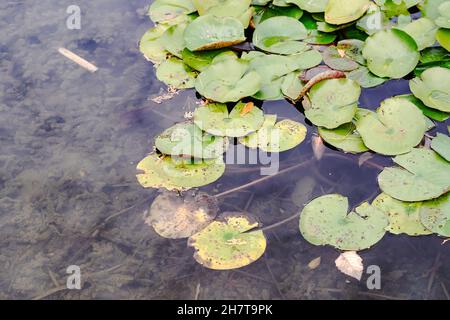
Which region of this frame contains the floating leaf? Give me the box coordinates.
[139,26,169,64]
[435,1,450,28]
[347,66,387,88]
[378,148,450,201]
[146,191,219,239]
[195,53,261,102]
[184,15,246,51]
[193,0,253,27]
[318,122,369,154]
[253,16,308,55]
[409,67,450,113]
[300,13,337,44]
[431,133,450,161]
[372,193,432,236]
[420,193,450,237]
[399,18,437,51]
[355,97,427,155]
[396,94,450,122]
[156,57,197,89]
[136,153,226,190]
[194,102,265,137]
[436,28,450,52]
[323,46,360,71]
[420,47,450,64]
[419,0,448,20]
[299,194,388,250]
[362,29,420,79]
[149,0,196,24]
[253,3,304,26]
[155,121,229,159]
[239,115,307,152]
[335,251,364,281]
[188,213,267,270]
[325,0,370,25]
[304,78,361,129]
[181,48,228,72]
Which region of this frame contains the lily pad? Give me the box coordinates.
[347,66,387,88]
[304,78,361,129]
[136,153,226,190]
[318,122,369,154]
[194,102,265,137]
[149,0,196,24]
[325,0,370,25]
[155,121,229,159]
[253,3,303,26]
[281,71,304,100]
[396,94,450,122]
[239,115,307,152]
[431,133,450,161]
[299,194,388,250]
[399,18,437,51]
[184,15,246,51]
[188,213,267,270]
[355,97,427,155]
[253,16,308,55]
[156,57,197,89]
[146,191,219,239]
[362,29,420,79]
[372,193,432,236]
[195,53,262,103]
[409,67,450,113]
[289,0,329,13]
[139,26,169,64]
[181,48,228,72]
[435,1,450,28]
[436,28,450,52]
[420,193,450,237]
[193,0,253,27]
[378,148,450,201]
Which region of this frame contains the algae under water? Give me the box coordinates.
[0,0,449,300]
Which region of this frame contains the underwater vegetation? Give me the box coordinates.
[137,0,450,272]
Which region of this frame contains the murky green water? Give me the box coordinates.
[0,0,448,300]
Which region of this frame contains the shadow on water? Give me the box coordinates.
[0,0,448,300]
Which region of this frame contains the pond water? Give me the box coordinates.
[0,0,448,300]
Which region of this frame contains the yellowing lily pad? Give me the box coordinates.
[318,122,369,154]
[431,133,450,161]
[378,148,450,202]
[188,213,267,270]
[420,193,450,237]
[146,191,219,239]
[195,53,262,103]
[155,121,229,159]
[362,29,420,79]
[253,16,308,55]
[156,57,197,89]
[355,97,427,155]
[372,193,432,236]
[136,153,226,191]
[325,0,370,25]
[304,78,361,129]
[409,67,450,113]
[184,15,246,51]
[239,115,307,152]
[299,194,388,250]
[194,102,265,137]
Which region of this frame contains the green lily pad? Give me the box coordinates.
[288,0,329,13]
[159,22,189,58]
[181,48,228,72]
[436,28,450,52]
[281,71,304,100]
[188,213,267,270]
[253,16,308,55]
[325,0,370,25]
[378,148,450,201]
[318,122,369,154]
[184,15,246,51]
[419,0,447,20]
[195,53,262,103]
[146,191,219,239]
[194,102,265,137]
[155,121,229,159]
[136,153,226,190]
[376,0,419,18]
[396,94,450,122]
[409,67,450,113]
[399,18,437,51]
[139,26,169,64]
[253,3,303,26]
[372,193,432,236]
[420,193,450,237]
[193,0,253,27]
[347,66,387,88]
[362,29,420,79]
[355,97,427,156]
[304,78,361,129]
[420,47,450,64]
[239,115,307,152]
[299,194,388,250]
[149,0,196,24]
[322,40,364,72]
[431,133,450,161]
[435,1,450,28]
[156,57,197,89]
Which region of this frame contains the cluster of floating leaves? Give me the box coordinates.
[137,0,450,270]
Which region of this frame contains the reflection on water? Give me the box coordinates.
[0,0,448,300]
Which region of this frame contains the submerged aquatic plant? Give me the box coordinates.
[136,0,450,270]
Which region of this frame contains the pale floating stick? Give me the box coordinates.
[58,47,98,72]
